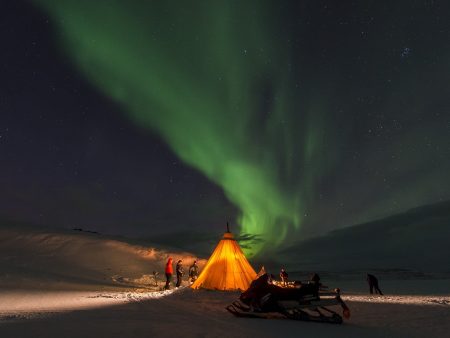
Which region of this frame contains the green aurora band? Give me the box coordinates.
[35,1,332,256]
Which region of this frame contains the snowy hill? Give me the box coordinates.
[280,200,450,272]
[0,225,203,291]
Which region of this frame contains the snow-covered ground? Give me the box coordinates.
[1,287,449,338]
[0,226,205,291]
[1,226,449,337]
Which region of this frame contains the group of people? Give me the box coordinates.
[161,260,383,294]
[164,257,199,290]
[278,268,318,288]
[278,267,383,295]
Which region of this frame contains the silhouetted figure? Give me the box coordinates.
[269,274,276,284]
[309,273,323,296]
[367,273,383,295]
[176,259,184,287]
[280,268,288,286]
[164,257,173,290]
[152,270,159,287]
[310,273,323,288]
[188,260,199,284]
[310,273,320,283]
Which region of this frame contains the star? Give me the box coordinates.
[401,47,411,58]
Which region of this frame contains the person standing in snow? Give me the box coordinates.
[310,273,321,285]
[176,259,184,287]
[152,270,159,287]
[164,257,173,290]
[188,260,199,284]
[367,273,383,295]
[280,268,288,286]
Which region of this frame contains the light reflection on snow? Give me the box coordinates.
[343,294,450,306]
[0,287,184,321]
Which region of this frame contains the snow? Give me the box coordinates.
[0,226,204,291]
[1,288,449,338]
[1,226,449,338]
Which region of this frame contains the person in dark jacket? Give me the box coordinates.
[280,268,288,286]
[176,259,184,287]
[164,257,173,290]
[310,273,320,284]
[367,273,383,295]
[188,260,199,284]
[152,270,159,287]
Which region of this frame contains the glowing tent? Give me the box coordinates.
[191,226,257,291]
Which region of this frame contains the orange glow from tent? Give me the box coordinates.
[191,231,257,291]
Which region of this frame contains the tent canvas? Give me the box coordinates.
[191,230,257,291]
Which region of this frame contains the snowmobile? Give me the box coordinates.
[226,274,350,324]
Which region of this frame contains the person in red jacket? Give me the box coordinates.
[164,257,173,290]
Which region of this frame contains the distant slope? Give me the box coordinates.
[0,225,203,290]
[280,201,450,272]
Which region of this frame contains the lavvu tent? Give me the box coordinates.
[191,226,257,291]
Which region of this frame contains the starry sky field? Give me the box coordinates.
[1,0,449,257]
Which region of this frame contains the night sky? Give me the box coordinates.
[1,0,449,257]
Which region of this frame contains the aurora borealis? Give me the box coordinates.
[32,0,313,255]
[1,1,449,257]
